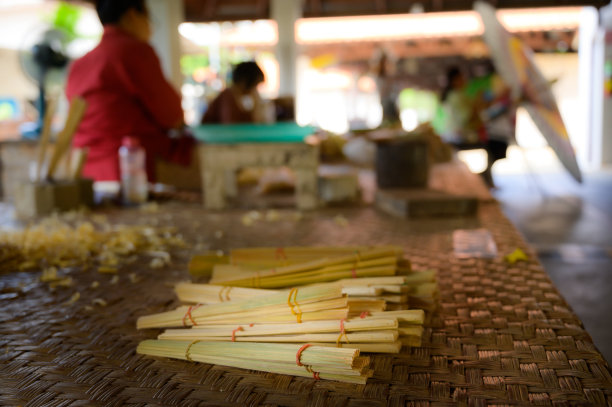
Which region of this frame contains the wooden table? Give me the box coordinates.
[1,170,611,406]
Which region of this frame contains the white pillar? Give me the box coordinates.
[578,7,599,171]
[147,0,184,91]
[271,0,301,97]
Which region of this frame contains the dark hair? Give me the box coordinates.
[441,66,462,102]
[232,61,265,91]
[96,0,147,25]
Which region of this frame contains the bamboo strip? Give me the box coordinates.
[342,287,384,296]
[350,310,425,324]
[160,330,399,344]
[36,97,57,181]
[175,282,276,304]
[313,341,403,354]
[351,295,408,304]
[160,318,398,339]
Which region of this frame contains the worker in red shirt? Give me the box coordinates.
[66,0,194,183]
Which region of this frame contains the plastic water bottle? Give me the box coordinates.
[119,136,148,205]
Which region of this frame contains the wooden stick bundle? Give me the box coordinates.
[226,245,403,270]
[138,246,436,383]
[208,247,401,288]
[137,340,372,384]
[137,285,345,329]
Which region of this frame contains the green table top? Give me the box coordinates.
[191,123,316,144]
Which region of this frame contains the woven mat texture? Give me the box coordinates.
[1,202,611,406]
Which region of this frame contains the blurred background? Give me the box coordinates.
[0,0,610,177]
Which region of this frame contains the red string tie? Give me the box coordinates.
[275,247,287,260]
[182,303,202,327]
[336,319,350,346]
[360,311,370,319]
[231,326,244,342]
[296,344,312,366]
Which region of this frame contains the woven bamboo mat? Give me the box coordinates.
[1,202,611,406]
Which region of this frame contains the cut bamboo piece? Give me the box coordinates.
[36,97,57,181]
[70,148,88,180]
[351,295,408,304]
[188,253,230,277]
[398,325,423,337]
[347,299,386,313]
[351,310,425,325]
[342,286,384,296]
[46,97,87,179]
[313,341,403,354]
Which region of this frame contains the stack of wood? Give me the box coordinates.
[137,245,438,383]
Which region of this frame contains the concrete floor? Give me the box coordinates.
[492,168,612,364]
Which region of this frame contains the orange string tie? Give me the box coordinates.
[249,323,254,327]
[351,268,357,278]
[182,303,202,327]
[287,287,302,323]
[296,343,312,366]
[296,344,320,380]
[185,340,201,362]
[336,319,350,347]
[275,247,287,260]
[231,326,244,342]
[360,311,370,319]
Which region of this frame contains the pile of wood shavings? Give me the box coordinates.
[0,212,186,274]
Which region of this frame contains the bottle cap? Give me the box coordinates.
[122,136,140,148]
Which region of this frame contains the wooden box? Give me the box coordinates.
[376,188,478,218]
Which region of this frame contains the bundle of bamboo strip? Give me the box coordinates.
[137,340,372,384]
[139,245,436,384]
[137,285,348,329]
[177,270,437,311]
[230,245,402,270]
[207,247,402,289]
[154,309,424,353]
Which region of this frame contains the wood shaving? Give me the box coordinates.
[92,298,107,307]
[65,292,80,305]
[0,211,186,274]
[110,275,119,285]
[334,215,349,227]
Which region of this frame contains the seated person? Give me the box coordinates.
[439,66,513,187]
[65,0,195,184]
[202,61,265,124]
